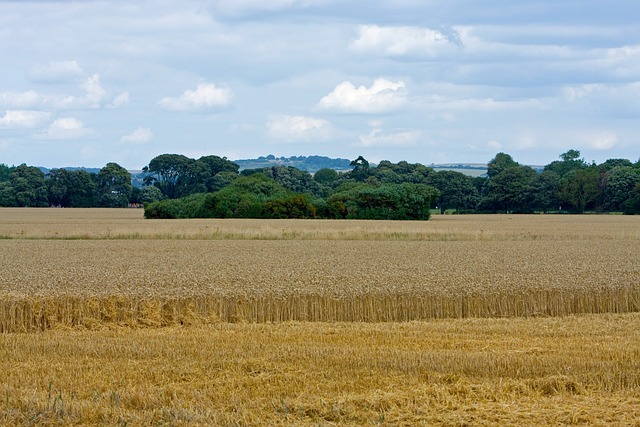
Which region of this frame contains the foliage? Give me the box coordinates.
[327,182,438,220]
[3,150,640,216]
[1,164,49,207]
[96,163,132,208]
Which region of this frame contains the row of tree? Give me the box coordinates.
[2,150,639,216]
[0,162,137,208]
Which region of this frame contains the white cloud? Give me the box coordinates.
[0,91,41,109]
[356,127,421,148]
[0,110,50,129]
[157,83,232,112]
[266,114,332,142]
[589,131,618,150]
[319,78,407,113]
[81,74,107,108]
[350,25,459,57]
[108,91,130,109]
[120,127,153,145]
[0,74,109,110]
[487,140,502,150]
[27,60,84,83]
[39,117,93,140]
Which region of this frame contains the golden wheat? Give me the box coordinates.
[1,209,639,331]
[1,316,639,425]
[1,209,640,425]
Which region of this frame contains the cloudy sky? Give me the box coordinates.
[1,0,639,169]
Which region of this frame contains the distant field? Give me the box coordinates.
[431,166,487,177]
[1,209,639,425]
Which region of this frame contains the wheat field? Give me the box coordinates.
[1,208,639,425]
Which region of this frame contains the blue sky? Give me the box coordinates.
[1,0,639,169]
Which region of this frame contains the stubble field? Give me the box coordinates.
[1,208,639,425]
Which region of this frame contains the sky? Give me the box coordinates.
[1,0,639,170]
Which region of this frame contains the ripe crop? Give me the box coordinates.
[1,209,639,425]
[0,209,638,331]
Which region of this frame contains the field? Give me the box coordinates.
[1,208,639,425]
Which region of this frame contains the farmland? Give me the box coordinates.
[1,208,639,425]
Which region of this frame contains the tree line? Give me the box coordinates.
[1,150,639,217]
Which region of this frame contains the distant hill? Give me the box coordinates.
[234,155,352,174]
[37,166,102,175]
[35,158,548,183]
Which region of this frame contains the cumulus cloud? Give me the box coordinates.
[0,91,40,109]
[0,74,109,110]
[0,110,50,129]
[81,74,107,108]
[38,117,93,140]
[350,25,460,57]
[266,114,332,142]
[319,78,407,113]
[589,131,618,150]
[27,60,84,83]
[108,91,130,109]
[120,127,153,144]
[356,126,421,148]
[157,83,232,112]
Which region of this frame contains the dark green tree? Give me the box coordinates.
[481,166,537,213]
[428,170,479,213]
[603,166,640,211]
[348,156,371,182]
[487,153,519,179]
[530,170,561,213]
[558,167,599,213]
[545,149,587,177]
[8,164,48,207]
[143,154,195,198]
[96,163,132,207]
[313,168,338,185]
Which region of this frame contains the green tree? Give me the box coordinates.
[313,168,338,185]
[545,149,587,177]
[97,163,132,207]
[140,186,164,204]
[481,166,537,213]
[530,170,561,213]
[327,183,438,220]
[0,164,13,182]
[143,154,195,198]
[428,170,479,213]
[558,167,599,213]
[348,156,371,182]
[603,166,640,211]
[9,164,48,207]
[487,153,519,179]
[197,155,239,192]
[68,170,98,207]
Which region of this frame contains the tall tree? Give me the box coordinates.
[487,152,519,179]
[482,166,537,213]
[429,170,479,213]
[603,166,640,211]
[545,149,587,177]
[558,167,599,213]
[8,164,48,207]
[96,163,132,207]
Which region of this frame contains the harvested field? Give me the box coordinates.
[1,316,639,425]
